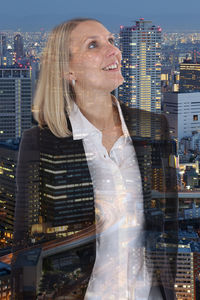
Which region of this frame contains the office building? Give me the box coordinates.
[194,251,200,300]
[161,70,180,93]
[13,129,95,249]
[119,19,161,113]
[146,233,200,300]
[12,248,42,299]
[175,241,195,300]
[145,235,177,295]
[183,167,199,190]
[0,262,11,299]
[1,45,15,67]
[192,49,200,64]
[178,53,192,64]
[0,140,19,248]
[182,202,200,220]
[0,34,6,57]
[180,63,200,93]
[37,130,95,239]
[14,34,24,59]
[163,92,200,140]
[119,19,162,139]
[0,34,7,67]
[0,66,32,141]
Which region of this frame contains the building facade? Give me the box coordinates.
[0,140,19,249]
[163,92,200,141]
[0,66,32,141]
[0,262,11,300]
[0,34,6,58]
[180,63,200,93]
[14,34,24,59]
[119,19,162,113]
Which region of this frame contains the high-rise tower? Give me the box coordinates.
[119,20,166,221]
[0,66,32,141]
[0,34,7,57]
[0,140,19,248]
[119,19,162,114]
[14,34,24,59]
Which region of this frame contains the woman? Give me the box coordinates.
[12,18,177,299]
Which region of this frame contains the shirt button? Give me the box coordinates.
[104,154,106,158]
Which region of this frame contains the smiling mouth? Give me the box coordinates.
[102,62,118,71]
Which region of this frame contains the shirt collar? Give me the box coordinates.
[112,95,130,140]
[69,95,130,141]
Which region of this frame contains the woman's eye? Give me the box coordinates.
[88,41,97,49]
[109,38,115,45]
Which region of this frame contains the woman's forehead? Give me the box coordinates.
[70,21,111,44]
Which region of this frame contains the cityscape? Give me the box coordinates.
[0,16,200,300]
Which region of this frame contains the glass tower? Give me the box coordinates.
[119,19,162,114]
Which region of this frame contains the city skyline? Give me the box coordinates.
[1,0,200,31]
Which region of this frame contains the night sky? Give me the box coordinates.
[1,0,200,31]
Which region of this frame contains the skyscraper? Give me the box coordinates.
[0,140,19,248]
[118,19,163,212]
[0,34,7,66]
[119,18,162,114]
[0,34,7,57]
[0,66,32,141]
[14,34,24,59]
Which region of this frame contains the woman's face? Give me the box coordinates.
[69,20,124,93]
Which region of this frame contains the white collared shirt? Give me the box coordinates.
[69,99,152,300]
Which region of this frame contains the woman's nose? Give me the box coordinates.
[106,43,121,57]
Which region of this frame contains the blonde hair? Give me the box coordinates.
[33,18,100,137]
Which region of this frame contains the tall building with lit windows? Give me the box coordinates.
[180,62,200,93]
[119,19,162,137]
[0,140,19,248]
[13,127,95,251]
[0,66,32,141]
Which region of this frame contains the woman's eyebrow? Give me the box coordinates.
[83,34,114,43]
[83,35,99,42]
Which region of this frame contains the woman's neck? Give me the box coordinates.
[75,92,117,131]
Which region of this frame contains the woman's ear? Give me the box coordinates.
[64,71,76,82]
[63,71,76,87]
[69,71,76,82]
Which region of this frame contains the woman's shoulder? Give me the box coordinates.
[22,125,56,141]
[23,125,40,134]
[21,125,75,153]
[18,126,41,163]
[21,125,40,144]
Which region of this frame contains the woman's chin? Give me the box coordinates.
[110,76,124,91]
